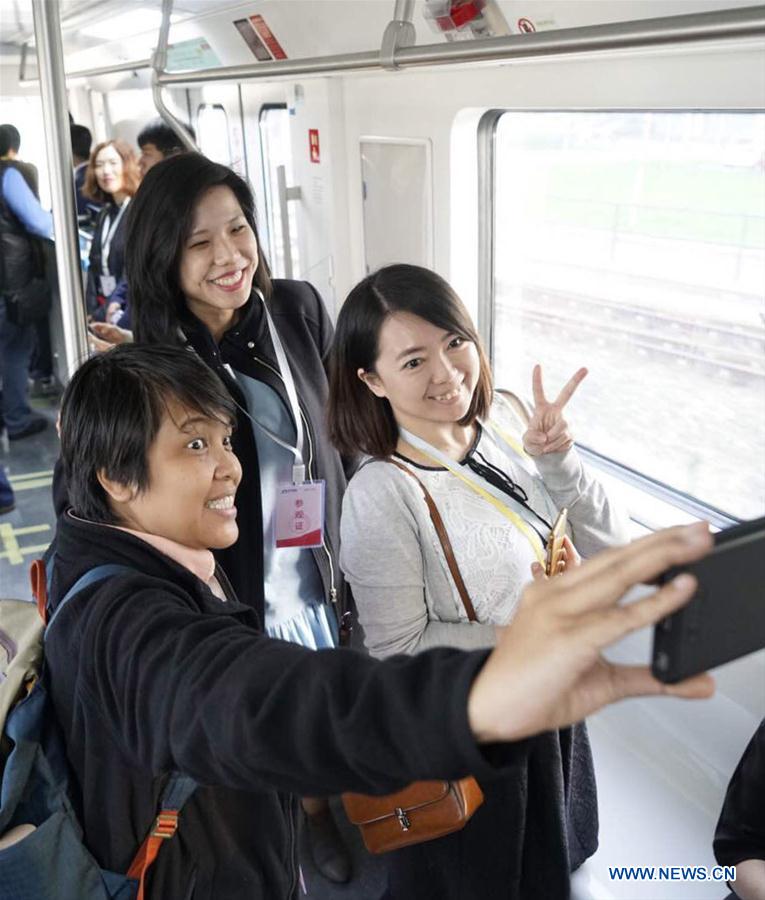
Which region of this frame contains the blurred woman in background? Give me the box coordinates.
[82,139,139,319]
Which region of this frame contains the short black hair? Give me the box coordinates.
[0,124,21,156]
[60,344,236,524]
[70,124,92,161]
[137,118,196,155]
[327,264,494,458]
[126,152,272,344]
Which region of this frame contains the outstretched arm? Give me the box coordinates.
[54,523,714,799]
[469,521,714,742]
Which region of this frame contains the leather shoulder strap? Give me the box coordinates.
[385,458,477,623]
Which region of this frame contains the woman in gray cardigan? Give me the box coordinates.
[328,264,630,899]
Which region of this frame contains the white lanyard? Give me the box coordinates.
[251,289,306,483]
[99,199,129,277]
[398,425,550,563]
[179,292,306,484]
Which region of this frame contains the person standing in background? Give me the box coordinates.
[0,124,53,441]
[99,119,196,327]
[0,123,57,398]
[137,118,196,175]
[70,123,100,227]
[0,124,38,195]
[82,139,139,319]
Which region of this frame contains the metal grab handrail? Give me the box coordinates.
[151,0,197,153]
[19,5,765,85]
[19,55,151,87]
[154,5,765,87]
[148,0,765,219]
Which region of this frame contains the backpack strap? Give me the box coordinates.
[127,773,198,900]
[42,562,198,895]
[29,558,49,624]
[44,564,136,635]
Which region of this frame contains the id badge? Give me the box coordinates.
[275,480,325,549]
[99,274,116,297]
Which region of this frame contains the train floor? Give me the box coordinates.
[0,394,388,898]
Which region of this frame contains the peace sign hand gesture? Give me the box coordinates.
[523,364,588,456]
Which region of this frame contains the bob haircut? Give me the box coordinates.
[82,139,141,204]
[328,264,493,458]
[126,152,272,344]
[60,343,236,526]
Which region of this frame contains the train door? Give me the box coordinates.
[360,136,434,273]
[241,81,344,317]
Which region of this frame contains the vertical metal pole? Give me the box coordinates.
[31,0,88,376]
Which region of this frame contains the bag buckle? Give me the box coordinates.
[151,811,179,839]
[394,807,411,832]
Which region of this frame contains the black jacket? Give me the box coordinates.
[714,719,765,868]
[179,279,352,629]
[0,160,42,294]
[85,201,128,313]
[46,512,510,900]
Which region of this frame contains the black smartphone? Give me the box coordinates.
[651,516,765,683]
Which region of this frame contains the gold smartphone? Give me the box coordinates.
[545,508,568,577]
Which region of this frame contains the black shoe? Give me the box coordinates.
[8,417,48,441]
[304,809,352,884]
[0,500,15,515]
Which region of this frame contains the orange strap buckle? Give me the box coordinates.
[151,811,179,840]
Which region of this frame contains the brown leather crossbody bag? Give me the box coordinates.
[341,459,485,854]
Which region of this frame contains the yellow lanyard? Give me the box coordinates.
[398,426,546,565]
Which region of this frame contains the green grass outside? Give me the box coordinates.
[527,162,765,247]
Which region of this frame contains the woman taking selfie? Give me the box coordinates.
[117,152,353,883]
[327,263,630,899]
[82,139,139,318]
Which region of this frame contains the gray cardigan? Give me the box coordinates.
[340,398,630,659]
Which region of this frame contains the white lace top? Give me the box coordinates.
[340,395,631,658]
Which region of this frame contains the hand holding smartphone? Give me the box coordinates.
[652,516,765,682]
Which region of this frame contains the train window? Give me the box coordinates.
[490,111,765,522]
[196,103,232,167]
[258,104,300,279]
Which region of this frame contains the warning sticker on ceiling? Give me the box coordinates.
[234,15,287,61]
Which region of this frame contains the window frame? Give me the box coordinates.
[480,107,762,530]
